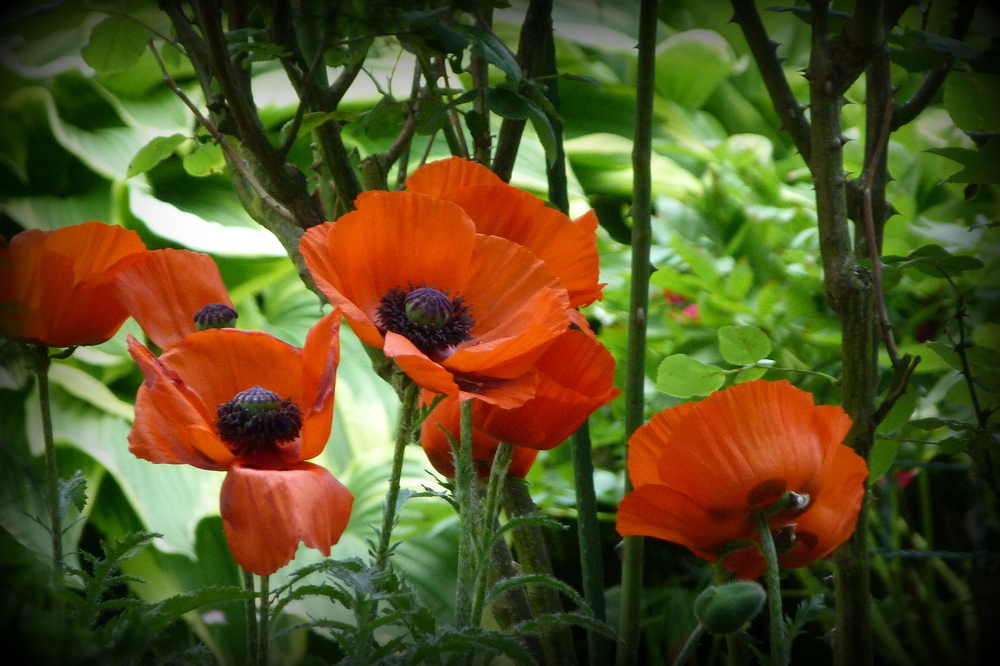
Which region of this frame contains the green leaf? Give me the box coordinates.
[867,438,899,482]
[81,15,149,75]
[718,325,772,365]
[944,72,1000,133]
[48,362,135,422]
[182,141,225,177]
[655,354,725,398]
[484,86,531,120]
[926,135,1000,184]
[735,366,767,383]
[654,30,735,110]
[462,25,522,83]
[149,586,256,632]
[126,133,186,178]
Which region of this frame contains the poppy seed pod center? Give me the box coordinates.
[376,285,474,355]
[194,303,238,330]
[216,385,302,456]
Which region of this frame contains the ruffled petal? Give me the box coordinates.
[405,156,503,197]
[300,192,476,350]
[626,400,699,488]
[220,462,353,575]
[115,249,233,350]
[299,311,341,460]
[127,335,232,470]
[616,484,754,558]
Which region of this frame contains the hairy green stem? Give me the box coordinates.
[375,379,420,570]
[616,1,658,664]
[502,479,576,666]
[258,574,270,666]
[243,569,258,665]
[453,398,479,627]
[754,512,789,666]
[470,441,513,627]
[32,346,62,581]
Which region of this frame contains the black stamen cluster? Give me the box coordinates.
[194,303,238,330]
[375,285,474,355]
[216,385,301,456]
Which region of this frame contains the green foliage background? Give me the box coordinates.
[1,0,998,664]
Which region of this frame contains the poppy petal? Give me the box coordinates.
[220,462,353,575]
[300,192,476,349]
[115,249,233,350]
[299,310,341,460]
[405,156,503,197]
[128,335,232,470]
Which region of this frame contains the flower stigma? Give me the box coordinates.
[216,385,302,456]
[194,303,238,330]
[376,285,474,355]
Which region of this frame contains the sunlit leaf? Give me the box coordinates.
[655,354,726,398]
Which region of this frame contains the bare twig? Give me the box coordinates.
[147,38,297,224]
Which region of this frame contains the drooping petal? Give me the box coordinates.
[300,192,476,349]
[405,156,504,197]
[220,462,353,575]
[616,484,754,559]
[115,249,234,350]
[299,310,341,460]
[474,328,620,449]
[128,335,233,470]
[1,222,147,347]
[420,395,538,479]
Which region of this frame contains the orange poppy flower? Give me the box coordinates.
[300,190,571,408]
[115,248,236,350]
[616,379,867,580]
[470,326,620,450]
[127,310,352,576]
[0,222,147,347]
[420,395,539,479]
[406,157,604,309]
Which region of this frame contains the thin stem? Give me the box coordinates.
[672,623,707,666]
[32,346,62,581]
[375,378,420,570]
[754,511,789,666]
[258,574,270,666]
[617,1,658,664]
[243,569,258,665]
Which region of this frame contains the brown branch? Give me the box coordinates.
[730,0,813,163]
[892,0,978,130]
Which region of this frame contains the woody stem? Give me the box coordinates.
[754,510,789,666]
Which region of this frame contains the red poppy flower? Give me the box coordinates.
[420,395,539,479]
[115,248,235,350]
[406,157,604,309]
[616,379,867,580]
[300,190,571,408]
[455,326,619,450]
[0,222,147,347]
[127,310,352,576]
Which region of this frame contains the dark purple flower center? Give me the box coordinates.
[194,303,238,330]
[375,285,474,355]
[216,385,301,456]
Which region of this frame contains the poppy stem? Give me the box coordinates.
[470,440,512,627]
[754,510,790,666]
[258,574,270,666]
[375,378,420,570]
[453,398,480,628]
[31,346,63,583]
[243,569,258,665]
[672,622,706,666]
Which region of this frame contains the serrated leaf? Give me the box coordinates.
[655,354,726,398]
[58,470,88,515]
[127,133,186,178]
[149,586,256,632]
[485,573,588,610]
[81,15,149,75]
[718,325,772,365]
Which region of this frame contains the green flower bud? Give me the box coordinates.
[694,581,767,635]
